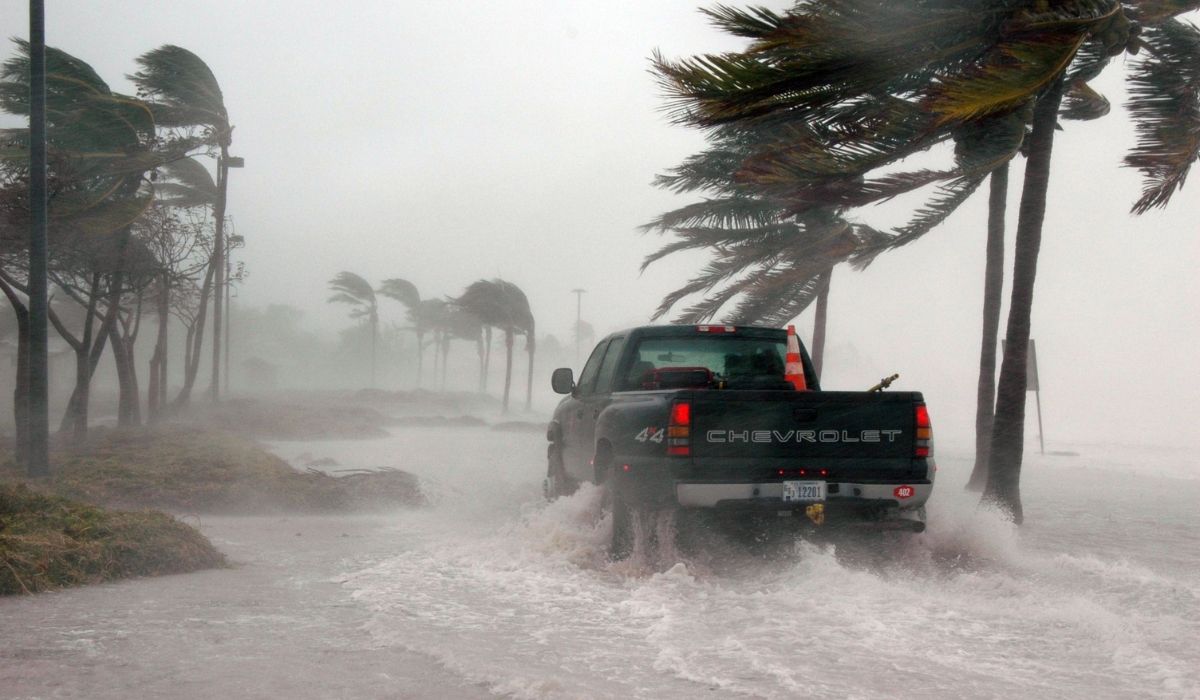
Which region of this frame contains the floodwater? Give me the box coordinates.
[2,425,1198,699]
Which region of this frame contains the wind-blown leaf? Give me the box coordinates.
[1124,18,1200,213]
[378,278,421,309]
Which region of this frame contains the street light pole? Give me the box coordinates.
[570,288,586,364]
[26,0,49,477]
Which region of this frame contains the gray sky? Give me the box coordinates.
[2,1,1197,447]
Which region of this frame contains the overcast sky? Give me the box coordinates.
[2,1,1197,449]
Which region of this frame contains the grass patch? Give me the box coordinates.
[0,483,225,595]
[0,425,424,514]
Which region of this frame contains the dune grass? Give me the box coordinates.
[0,483,225,595]
[0,425,424,514]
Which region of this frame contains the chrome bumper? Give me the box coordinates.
[675,481,933,509]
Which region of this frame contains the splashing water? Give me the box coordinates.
[267,429,1199,699]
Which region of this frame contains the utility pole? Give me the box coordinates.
[26,0,49,477]
[209,154,243,402]
[570,288,585,364]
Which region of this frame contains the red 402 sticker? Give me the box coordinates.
[894,485,915,499]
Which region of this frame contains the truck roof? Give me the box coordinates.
[601,324,788,341]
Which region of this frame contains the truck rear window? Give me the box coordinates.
[619,336,789,391]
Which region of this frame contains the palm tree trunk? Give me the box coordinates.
[502,328,514,412]
[984,76,1067,523]
[476,331,485,392]
[441,333,450,391]
[415,330,424,388]
[525,340,535,412]
[811,267,832,380]
[967,164,1010,492]
[483,326,493,392]
[209,148,229,402]
[370,313,377,388]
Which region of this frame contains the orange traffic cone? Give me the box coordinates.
[785,325,807,391]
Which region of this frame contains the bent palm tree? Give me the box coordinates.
[653,0,1200,521]
[455,279,535,412]
[132,45,233,401]
[328,272,379,386]
[378,277,427,386]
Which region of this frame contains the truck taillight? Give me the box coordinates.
[696,325,736,333]
[667,401,691,456]
[915,403,932,458]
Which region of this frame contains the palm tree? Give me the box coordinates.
[653,1,1200,521]
[642,124,895,376]
[377,277,425,386]
[455,279,535,412]
[328,272,379,386]
[131,45,233,402]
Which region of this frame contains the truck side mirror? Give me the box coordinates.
[551,367,575,395]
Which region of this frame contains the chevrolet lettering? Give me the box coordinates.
[705,429,902,444]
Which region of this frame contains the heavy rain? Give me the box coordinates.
[1,2,1197,698]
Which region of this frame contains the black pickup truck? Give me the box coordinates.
[547,324,934,556]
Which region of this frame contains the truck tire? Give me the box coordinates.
[609,480,634,560]
[543,444,576,501]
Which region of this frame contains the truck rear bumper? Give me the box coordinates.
[675,480,932,510]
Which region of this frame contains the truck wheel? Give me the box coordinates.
[609,483,634,560]
[543,444,576,501]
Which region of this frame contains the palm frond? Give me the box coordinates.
[852,174,985,268]
[328,271,376,305]
[1124,18,1200,213]
[130,45,229,141]
[1060,79,1111,120]
[378,278,421,309]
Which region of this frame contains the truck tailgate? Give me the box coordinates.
[685,390,923,480]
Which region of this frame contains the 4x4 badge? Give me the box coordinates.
[634,427,665,444]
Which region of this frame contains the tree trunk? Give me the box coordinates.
[148,342,161,420]
[984,76,1066,523]
[369,313,377,388]
[174,259,216,407]
[811,267,832,380]
[441,333,450,391]
[502,328,514,412]
[476,332,485,392]
[482,326,493,392]
[967,164,1010,492]
[209,147,229,402]
[183,323,195,388]
[415,330,424,388]
[148,274,169,422]
[111,324,136,427]
[1,277,31,463]
[525,340,535,412]
[52,273,105,443]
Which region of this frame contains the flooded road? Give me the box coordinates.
[3,425,1198,699]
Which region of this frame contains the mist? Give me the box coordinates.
[2,2,1199,698]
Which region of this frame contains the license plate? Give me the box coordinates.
[782,480,826,502]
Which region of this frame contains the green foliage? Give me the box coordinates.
[130,45,230,145]
[1124,18,1200,212]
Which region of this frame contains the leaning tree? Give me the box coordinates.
[328,271,380,386]
[653,0,1200,521]
[132,45,234,402]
